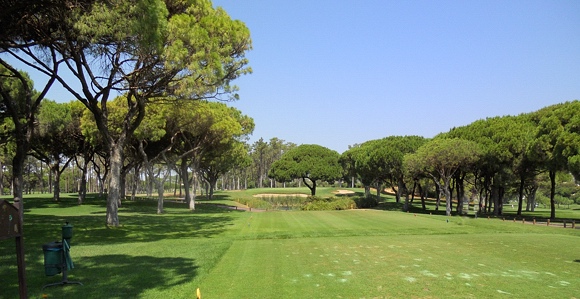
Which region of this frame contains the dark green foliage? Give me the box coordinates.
[353,196,379,208]
[301,196,355,211]
[269,144,342,195]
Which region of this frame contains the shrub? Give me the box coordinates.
[235,198,272,209]
[301,196,356,211]
[353,196,378,208]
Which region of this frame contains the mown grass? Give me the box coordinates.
[1,191,579,298]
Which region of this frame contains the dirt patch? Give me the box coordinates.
[332,190,356,195]
[253,193,309,198]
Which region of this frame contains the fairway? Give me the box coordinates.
[200,211,580,299]
[1,197,579,298]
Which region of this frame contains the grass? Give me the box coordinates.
[1,191,579,298]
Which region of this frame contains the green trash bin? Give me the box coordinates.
[62,222,73,246]
[42,242,63,276]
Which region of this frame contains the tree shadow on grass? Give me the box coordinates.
[2,253,198,299]
[2,196,240,298]
[21,203,243,248]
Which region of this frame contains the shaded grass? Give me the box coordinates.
[1,194,248,299]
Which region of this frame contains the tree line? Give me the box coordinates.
[1,0,252,226]
[268,101,580,220]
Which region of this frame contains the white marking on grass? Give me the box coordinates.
[519,270,539,278]
[497,290,511,295]
[414,258,423,262]
[445,273,453,280]
[353,259,360,264]
[303,274,312,278]
[478,263,486,267]
[399,265,408,269]
[333,260,339,264]
[405,277,417,283]
[413,264,421,267]
[338,278,348,283]
[420,270,437,277]
[544,272,556,276]
[459,273,473,280]
[342,271,352,276]
[465,283,472,287]
[558,281,570,286]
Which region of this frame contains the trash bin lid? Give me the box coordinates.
[42,241,63,250]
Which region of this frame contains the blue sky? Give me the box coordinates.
[8,0,580,153]
[212,0,580,153]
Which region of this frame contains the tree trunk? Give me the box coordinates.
[410,181,417,203]
[443,179,452,216]
[52,164,61,201]
[12,146,26,222]
[131,164,140,201]
[364,185,371,198]
[418,182,426,210]
[191,170,198,210]
[157,179,164,214]
[303,177,316,196]
[180,158,194,210]
[434,180,441,211]
[491,185,500,216]
[549,170,556,220]
[517,173,525,216]
[107,144,123,227]
[78,167,87,205]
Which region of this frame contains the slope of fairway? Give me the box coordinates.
[200,210,580,298]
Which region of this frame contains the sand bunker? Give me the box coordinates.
[253,193,309,197]
[332,190,356,195]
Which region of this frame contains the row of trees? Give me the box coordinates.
[268,101,580,220]
[1,0,252,226]
[0,95,254,206]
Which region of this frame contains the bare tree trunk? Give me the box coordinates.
[107,144,123,227]
[364,185,371,198]
[549,170,556,220]
[52,165,61,201]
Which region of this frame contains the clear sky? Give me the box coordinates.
[212,0,580,153]
[8,0,580,154]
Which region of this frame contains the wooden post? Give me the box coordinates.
[522,218,525,224]
[563,220,566,228]
[573,220,576,229]
[0,200,28,298]
[547,219,550,226]
[533,218,536,225]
